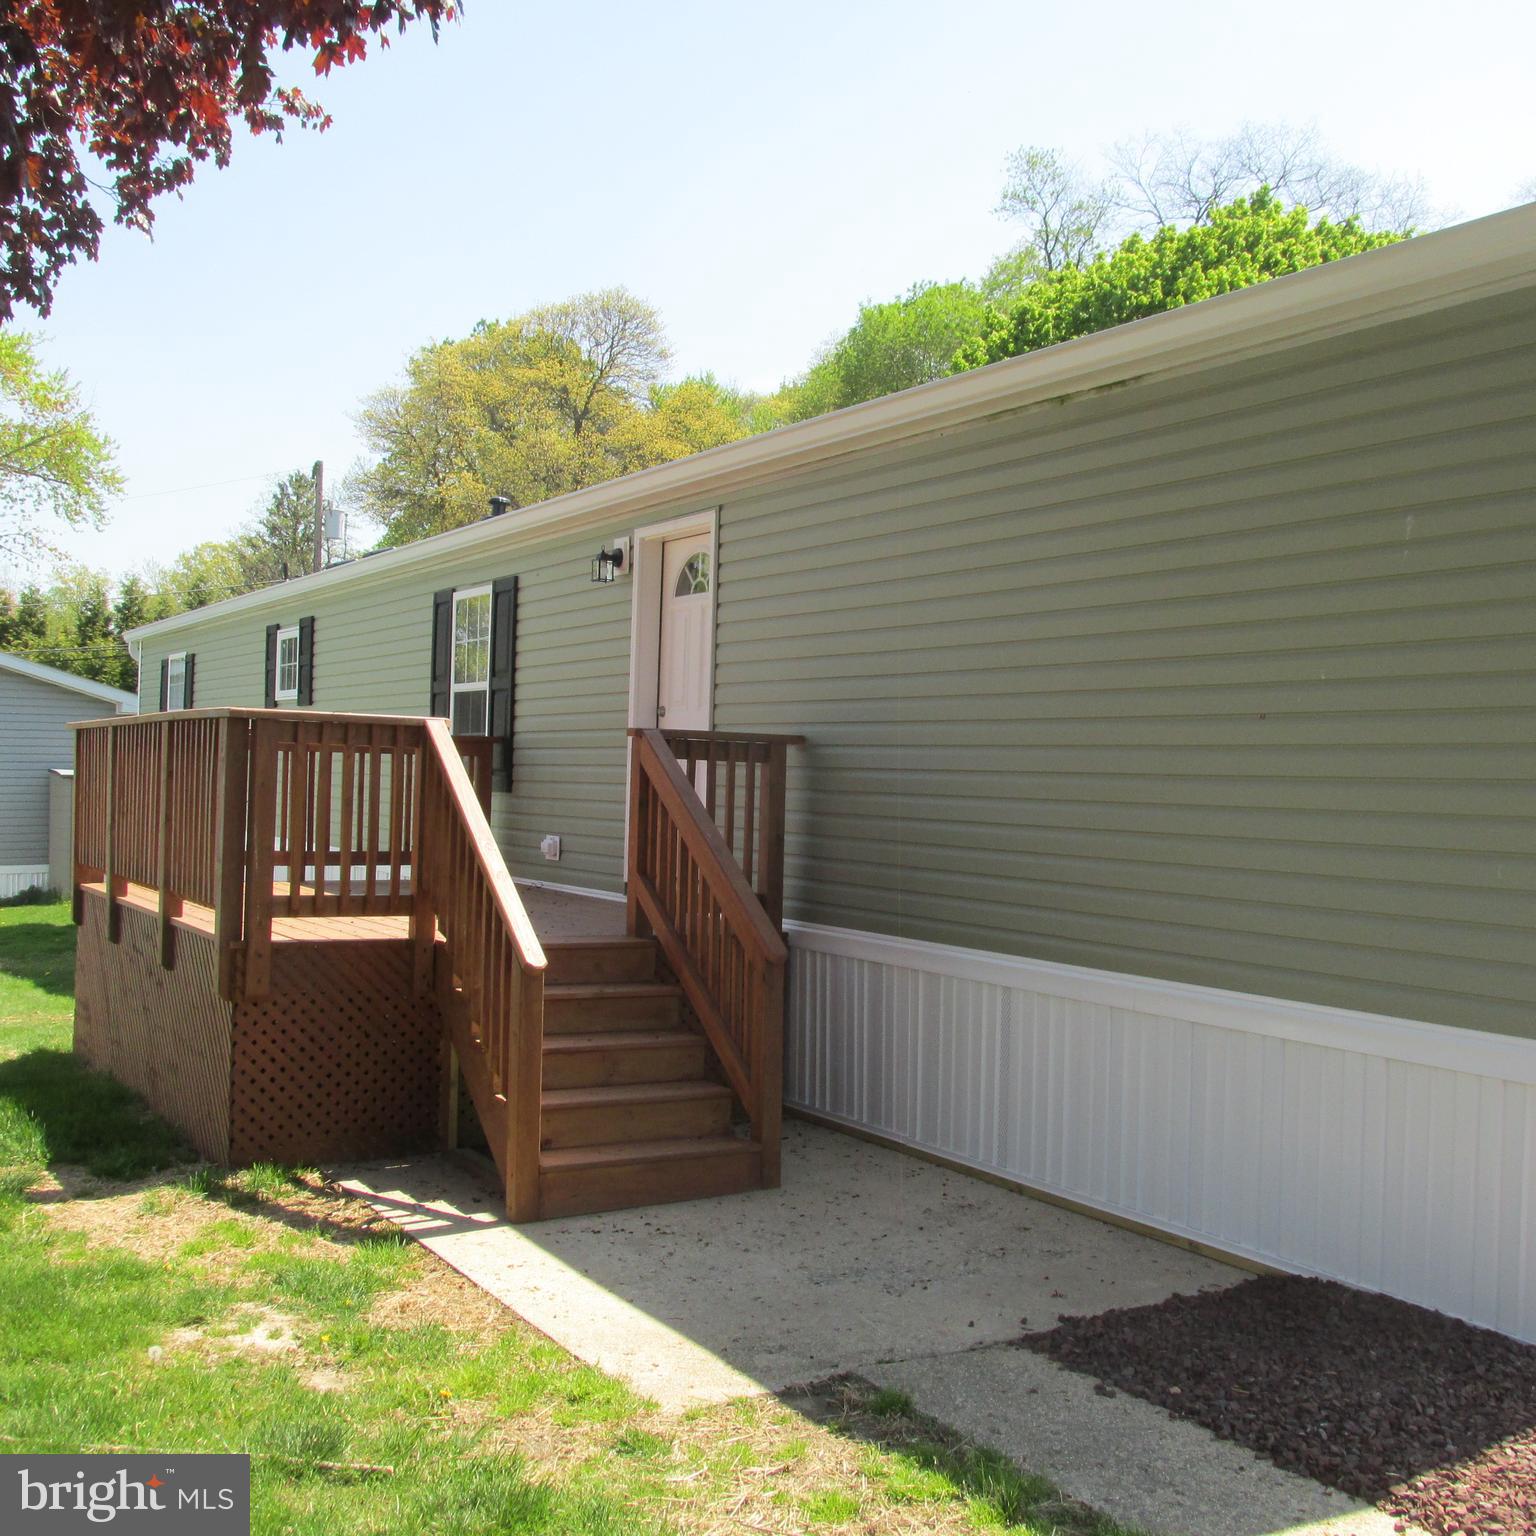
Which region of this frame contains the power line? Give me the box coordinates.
[117,470,286,501]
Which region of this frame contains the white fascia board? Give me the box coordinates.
[126,200,1536,647]
[0,650,138,708]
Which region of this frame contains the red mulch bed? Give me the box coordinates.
[1017,1275,1536,1536]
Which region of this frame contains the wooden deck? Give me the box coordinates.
[70,709,798,1221]
[82,878,624,946]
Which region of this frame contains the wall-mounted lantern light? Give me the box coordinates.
[590,538,628,584]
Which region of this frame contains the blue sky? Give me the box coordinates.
[16,0,1536,582]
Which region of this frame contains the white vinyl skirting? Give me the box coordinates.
[783,921,1536,1344]
[0,865,52,900]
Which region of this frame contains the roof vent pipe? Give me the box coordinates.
[487,495,512,518]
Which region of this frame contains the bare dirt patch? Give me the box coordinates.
[365,1256,513,1338]
[43,1180,245,1265]
[1020,1275,1536,1536]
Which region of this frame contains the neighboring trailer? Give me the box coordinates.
[126,206,1536,1341]
[0,654,135,896]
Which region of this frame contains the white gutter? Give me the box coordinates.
[127,199,1536,645]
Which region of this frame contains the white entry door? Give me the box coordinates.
[657,533,713,730]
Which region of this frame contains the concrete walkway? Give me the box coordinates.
[338,1120,1419,1536]
[340,1120,1231,1406]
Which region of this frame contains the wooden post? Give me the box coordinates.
[244,719,279,999]
[410,743,436,996]
[213,716,249,1002]
[155,720,176,968]
[756,956,784,1189]
[439,1041,460,1151]
[758,741,788,932]
[103,726,120,944]
[503,962,544,1222]
[625,738,650,938]
[71,728,86,926]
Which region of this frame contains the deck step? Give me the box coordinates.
[540,1081,733,1149]
[544,981,682,1033]
[541,1029,707,1089]
[538,1135,764,1218]
[542,937,658,986]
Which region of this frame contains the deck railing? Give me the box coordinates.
[72,709,500,999]
[650,729,802,930]
[625,727,801,1184]
[415,718,546,1218]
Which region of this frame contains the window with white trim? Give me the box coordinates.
[451,585,492,735]
[274,626,300,701]
[166,652,186,710]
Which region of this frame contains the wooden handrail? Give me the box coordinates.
[72,706,543,1218]
[416,718,546,1219]
[627,728,788,1184]
[637,727,801,929]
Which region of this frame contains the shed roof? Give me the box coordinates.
[0,651,138,710]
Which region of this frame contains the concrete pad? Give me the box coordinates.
[874,1345,1423,1536]
[339,1120,1236,1410]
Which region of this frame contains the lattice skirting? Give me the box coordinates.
[230,940,441,1165]
[74,890,444,1167]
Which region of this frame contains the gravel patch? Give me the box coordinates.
[1019,1275,1536,1536]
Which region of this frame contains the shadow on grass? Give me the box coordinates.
[0,920,78,1000]
[0,1047,190,1184]
[781,1375,1132,1536]
[179,1164,412,1251]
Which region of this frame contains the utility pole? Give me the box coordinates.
[312,460,325,573]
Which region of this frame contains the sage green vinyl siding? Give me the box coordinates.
[137,533,633,892]
[713,288,1535,1038]
[139,284,1536,1036]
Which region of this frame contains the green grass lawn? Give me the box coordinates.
[0,901,1133,1536]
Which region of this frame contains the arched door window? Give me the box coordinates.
[674,551,710,597]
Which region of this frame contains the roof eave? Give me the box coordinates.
[125,200,1536,645]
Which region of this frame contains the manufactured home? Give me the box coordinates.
[79,203,1535,1342]
[0,652,135,898]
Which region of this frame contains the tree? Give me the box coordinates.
[0,0,457,320]
[68,569,114,680]
[106,573,149,690]
[8,582,46,647]
[350,290,746,546]
[987,126,1431,306]
[956,191,1402,371]
[521,289,673,430]
[994,147,1112,277]
[788,282,994,417]
[1,331,121,562]
[1106,122,1431,235]
[157,540,248,611]
[237,466,338,586]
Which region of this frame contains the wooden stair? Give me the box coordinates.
[463,933,764,1219]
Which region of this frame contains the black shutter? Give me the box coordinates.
[297,616,315,706]
[158,657,169,712]
[264,624,279,708]
[181,653,195,709]
[429,588,453,719]
[489,575,517,791]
